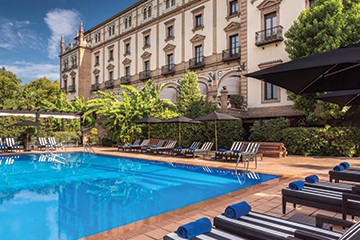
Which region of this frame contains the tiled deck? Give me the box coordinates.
[27,147,360,239]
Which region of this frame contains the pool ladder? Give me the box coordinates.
[235,154,250,176]
[84,143,95,154]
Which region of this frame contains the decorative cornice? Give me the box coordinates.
[122,58,132,65]
[70,71,76,77]
[191,5,205,14]
[106,63,115,70]
[257,0,282,10]
[123,37,131,43]
[142,28,151,35]
[62,74,68,80]
[163,43,176,52]
[93,69,100,74]
[164,18,175,26]
[224,22,241,32]
[141,51,152,59]
[190,34,206,43]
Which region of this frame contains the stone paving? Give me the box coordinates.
[25,147,360,240]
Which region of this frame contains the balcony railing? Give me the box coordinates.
[105,79,114,88]
[91,83,100,91]
[222,47,240,62]
[189,56,205,69]
[67,85,76,93]
[255,26,284,46]
[139,70,151,81]
[161,64,175,75]
[120,76,131,84]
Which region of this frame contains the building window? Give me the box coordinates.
[128,16,132,27]
[125,43,131,55]
[167,26,174,39]
[95,33,101,43]
[95,55,99,66]
[143,8,148,20]
[125,18,128,28]
[265,12,277,38]
[109,71,114,80]
[148,6,152,17]
[229,34,239,56]
[229,0,239,16]
[109,49,114,61]
[144,35,150,47]
[195,15,203,29]
[166,0,175,9]
[72,76,76,86]
[144,60,150,72]
[95,75,99,84]
[195,45,203,64]
[264,83,278,100]
[125,66,130,78]
[167,53,174,69]
[63,80,67,90]
[108,25,115,36]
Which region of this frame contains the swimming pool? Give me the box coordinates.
[0,153,279,239]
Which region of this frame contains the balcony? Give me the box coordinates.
[67,85,76,93]
[255,26,284,46]
[120,76,131,84]
[105,79,114,88]
[91,83,100,91]
[161,64,175,75]
[222,47,240,62]
[139,70,151,81]
[189,56,205,69]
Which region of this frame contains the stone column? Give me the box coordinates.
[220,86,229,113]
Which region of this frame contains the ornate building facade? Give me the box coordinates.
[59,0,310,120]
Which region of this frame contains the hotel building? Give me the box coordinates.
[59,0,313,120]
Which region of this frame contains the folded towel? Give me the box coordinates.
[233,150,242,153]
[152,145,158,148]
[224,201,251,219]
[218,148,227,152]
[188,147,195,151]
[289,180,304,190]
[176,146,183,150]
[333,165,345,171]
[127,144,132,146]
[177,217,212,239]
[340,162,350,169]
[305,174,319,183]
[119,143,125,147]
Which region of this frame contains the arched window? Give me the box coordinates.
[148,6,152,17]
[217,77,240,96]
[166,0,170,8]
[198,82,208,96]
[128,16,132,27]
[124,18,128,28]
[160,87,178,103]
[143,8,147,20]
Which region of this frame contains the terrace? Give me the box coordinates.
[34,146,358,240]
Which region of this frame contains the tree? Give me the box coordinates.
[0,67,22,108]
[284,0,360,123]
[177,71,217,118]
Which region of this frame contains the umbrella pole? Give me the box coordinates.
[26,128,29,151]
[179,122,181,145]
[148,123,150,141]
[215,119,218,151]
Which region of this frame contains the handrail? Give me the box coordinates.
[84,143,95,154]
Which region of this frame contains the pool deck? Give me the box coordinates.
[23,147,360,239]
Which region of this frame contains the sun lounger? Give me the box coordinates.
[215,141,243,161]
[183,142,213,158]
[5,138,21,152]
[237,142,261,168]
[173,141,201,156]
[213,201,356,240]
[164,227,249,240]
[282,181,360,220]
[125,139,149,152]
[329,162,360,183]
[150,140,177,154]
[48,137,63,149]
[141,140,165,153]
[118,139,141,151]
[0,138,6,152]
[38,137,52,150]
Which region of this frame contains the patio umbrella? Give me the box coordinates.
[134,117,162,140]
[194,112,239,151]
[245,44,360,94]
[12,120,42,151]
[162,116,202,145]
[315,89,360,106]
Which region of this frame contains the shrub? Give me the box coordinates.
[88,128,99,144]
[249,118,290,142]
[52,131,81,144]
[229,95,244,109]
[101,138,114,147]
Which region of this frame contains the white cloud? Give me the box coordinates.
[44,9,81,60]
[2,61,59,83]
[0,17,43,50]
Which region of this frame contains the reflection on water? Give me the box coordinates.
[0,153,279,239]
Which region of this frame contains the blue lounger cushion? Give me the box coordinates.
[224,201,251,219]
[218,148,227,152]
[188,147,195,151]
[233,150,242,153]
[333,165,345,171]
[289,180,304,190]
[176,146,183,150]
[305,174,319,183]
[340,161,350,169]
[177,217,212,239]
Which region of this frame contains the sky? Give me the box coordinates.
[0,0,138,84]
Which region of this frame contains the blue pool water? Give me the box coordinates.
[0,153,279,239]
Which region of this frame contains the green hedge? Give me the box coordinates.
[249,118,360,157]
[52,131,81,144]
